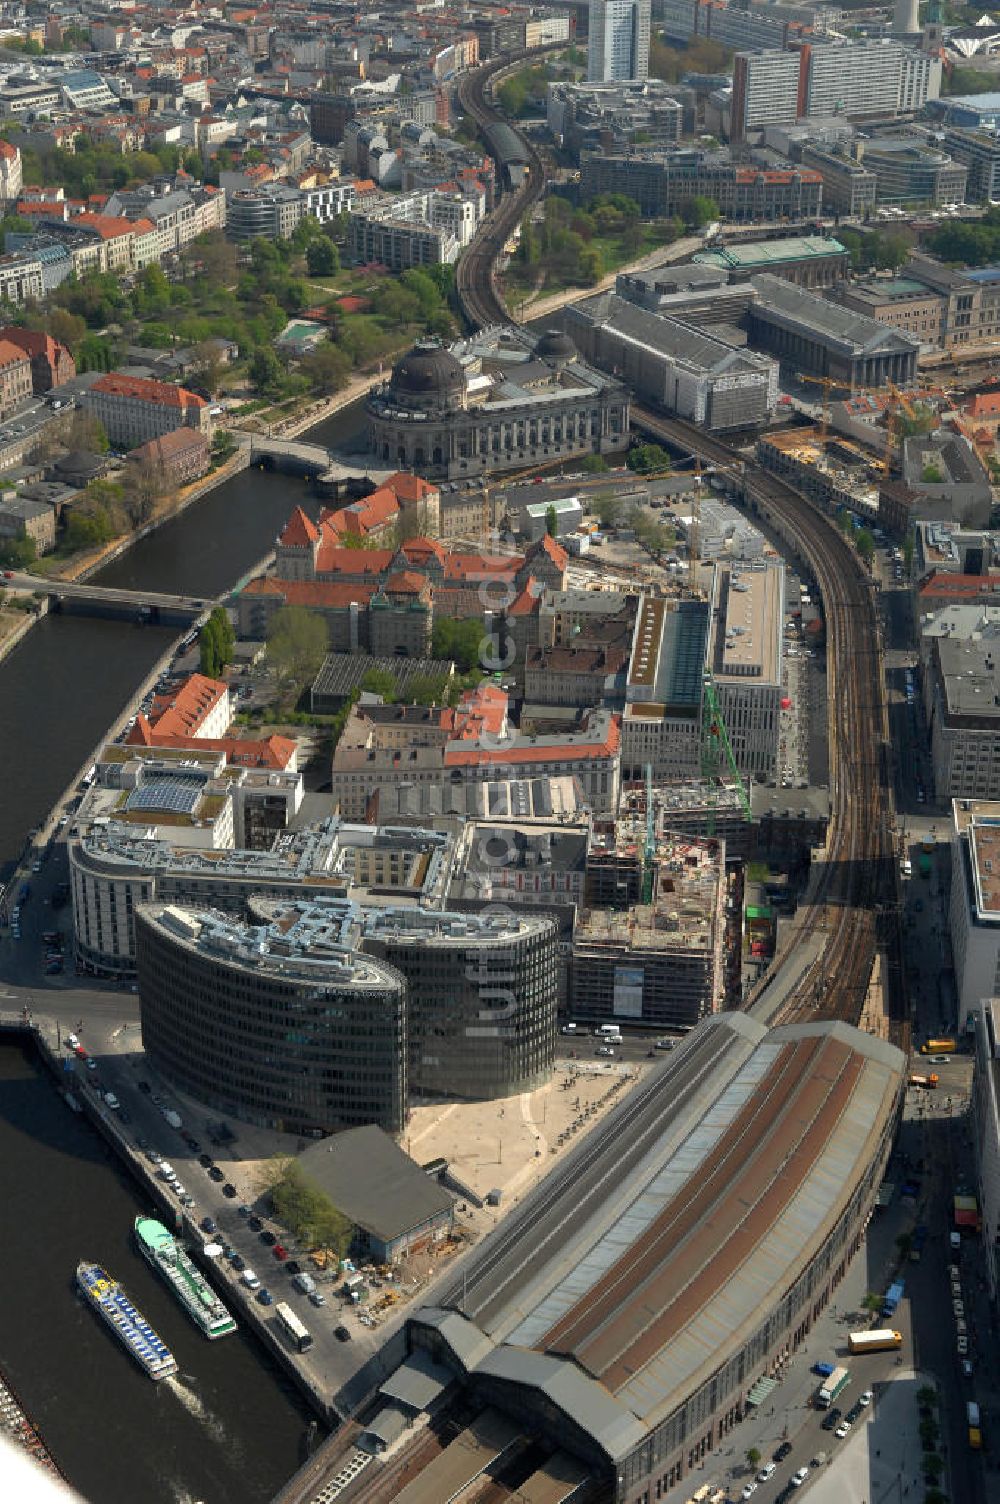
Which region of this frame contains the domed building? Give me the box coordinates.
[367,327,628,480]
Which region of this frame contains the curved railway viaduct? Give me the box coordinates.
[453,56,905,1043]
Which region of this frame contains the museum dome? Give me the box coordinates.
[535,329,577,366]
[390,340,465,399]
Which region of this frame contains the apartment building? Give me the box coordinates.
[922,608,1000,799]
[0,337,33,419]
[83,373,210,449]
[226,183,303,241]
[580,150,822,222]
[0,327,75,393]
[730,49,803,142]
[0,138,21,204]
[588,0,651,83]
[0,253,43,305]
[799,144,878,216]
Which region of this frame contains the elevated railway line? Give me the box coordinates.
[454,51,555,330]
[452,61,903,1040]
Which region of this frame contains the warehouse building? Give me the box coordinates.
[565,292,779,431]
[351,1015,904,1502]
[747,273,920,387]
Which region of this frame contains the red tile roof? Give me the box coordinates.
[399,535,447,565]
[0,337,29,371]
[444,714,621,766]
[242,577,376,608]
[279,505,319,548]
[147,673,228,737]
[508,577,542,616]
[917,572,1000,599]
[127,718,296,769]
[315,545,394,576]
[443,552,520,583]
[386,470,438,502]
[90,372,207,409]
[381,569,428,595]
[73,211,138,240]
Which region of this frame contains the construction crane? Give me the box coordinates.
[797,374,851,443]
[642,762,655,905]
[701,671,752,838]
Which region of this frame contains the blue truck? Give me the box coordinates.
[812,1362,835,1378]
[882,1279,905,1318]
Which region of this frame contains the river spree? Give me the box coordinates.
[0,420,360,1499]
[0,1041,316,1504]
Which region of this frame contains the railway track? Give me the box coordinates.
[453,67,903,1039]
[454,51,555,330]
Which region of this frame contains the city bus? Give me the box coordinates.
[275,1301,313,1353]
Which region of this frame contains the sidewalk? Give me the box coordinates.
[808,1371,931,1504]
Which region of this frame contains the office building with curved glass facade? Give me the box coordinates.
[136,902,408,1136]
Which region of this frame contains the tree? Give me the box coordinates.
[627,443,671,475]
[916,1385,939,1409]
[359,668,397,701]
[190,338,224,397]
[300,341,352,396]
[580,454,608,474]
[123,450,168,525]
[48,307,86,350]
[0,535,36,569]
[266,1157,354,1256]
[745,1448,761,1469]
[68,409,110,454]
[862,1291,883,1314]
[687,195,720,229]
[249,346,285,397]
[266,605,328,689]
[545,504,558,538]
[200,607,235,677]
[432,616,485,672]
[406,672,450,705]
[306,238,339,277]
[856,529,875,565]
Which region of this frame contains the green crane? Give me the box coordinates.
[701,671,752,836]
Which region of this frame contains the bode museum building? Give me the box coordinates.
[366,327,629,480]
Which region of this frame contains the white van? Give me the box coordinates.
[241,1269,261,1291]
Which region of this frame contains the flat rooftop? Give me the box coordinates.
[715,560,782,684]
[964,811,1000,918]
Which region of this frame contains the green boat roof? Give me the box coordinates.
[135,1216,175,1251]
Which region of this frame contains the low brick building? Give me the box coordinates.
[0,493,55,553]
[0,325,75,393]
[126,427,210,488]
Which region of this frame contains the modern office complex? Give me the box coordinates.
[358,1016,904,1500]
[709,558,785,779]
[366,332,628,480]
[587,0,651,83]
[363,906,558,1100]
[70,816,457,973]
[136,902,408,1136]
[580,149,822,222]
[135,893,560,1132]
